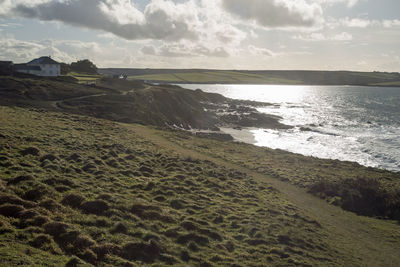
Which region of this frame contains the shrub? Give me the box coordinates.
[0,193,36,208]
[0,204,25,218]
[122,240,161,263]
[180,250,190,261]
[177,233,209,246]
[80,200,109,215]
[110,222,128,234]
[20,147,40,156]
[61,193,86,208]
[80,249,97,264]
[40,154,59,162]
[29,234,53,249]
[65,256,83,267]
[39,199,62,212]
[170,199,184,210]
[309,177,400,220]
[139,166,153,174]
[7,175,34,185]
[23,186,50,201]
[92,243,121,259]
[44,221,70,237]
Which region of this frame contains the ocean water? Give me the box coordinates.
[179,84,400,172]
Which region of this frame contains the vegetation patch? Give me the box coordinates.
[309,178,400,220]
[0,105,399,266]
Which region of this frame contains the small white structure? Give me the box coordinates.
[15,56,60,77]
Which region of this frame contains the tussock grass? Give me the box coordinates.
[0,106,355,266]
[160,129,400,221]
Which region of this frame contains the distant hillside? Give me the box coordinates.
[99,68,400,86]
[0,76,288,131]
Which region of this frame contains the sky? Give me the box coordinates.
[0,0,399,71]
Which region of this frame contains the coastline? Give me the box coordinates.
[154,81,400,88]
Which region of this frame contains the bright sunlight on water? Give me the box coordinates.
[180,84,400,172]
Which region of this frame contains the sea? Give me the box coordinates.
[178,84,400,172]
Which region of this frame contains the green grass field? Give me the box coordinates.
[67,72,102,84]
[129,70,301,84]
[124,69,400,86]
[0,106,355,266]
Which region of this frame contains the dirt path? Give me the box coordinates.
[126,124,400,267]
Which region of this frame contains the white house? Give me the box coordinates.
[15,56,61,77]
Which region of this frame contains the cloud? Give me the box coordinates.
[314,0,360,8]
[340,18,374,28]
[3,0,201,41]
[1,0,248,46]
[140,42,230,58]
[141,45,157,56]
[0,36,131,65]
[382,19,400,28]
[248,45,275,57]
[0,36,72,62]
[294,31,352,41]
[221,0,323,28]
[328,17,400,29]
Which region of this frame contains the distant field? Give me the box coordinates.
[129,70,301,84]
[67,72,102,83]
[97,68,400,86]
[371,81,400,86]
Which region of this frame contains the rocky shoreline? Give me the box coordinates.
[0,76,290,138]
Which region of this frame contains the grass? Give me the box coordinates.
[159,129,400,220]
[129,70,301,84]
[128,73,186,82]
[370,81,400,86]
[0,75,105,103]
[67,72,102,84]
[0,75,400,266]
[0,105,368,266]
[125,69,400,86]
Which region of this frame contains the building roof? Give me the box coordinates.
[14,64,42,71]
[28,56,60,65]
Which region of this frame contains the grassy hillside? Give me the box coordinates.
[99,68,400,86]
[129,71,300,85]
[66,72,102,84]
[0,106,363,266]
[160,130,400,220]
[0,76,288,131]
[1,75,399,266]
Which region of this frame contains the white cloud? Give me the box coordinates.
[340,18,375,28]
[2,0,197,41]
[221,0,323,28]
[1,0,247,45]
[382,19,400,28]
[314,0,360,8]
[328,17,400,29]
[140,45,157,56]
[0,36,71,62]
[332,32,353,41]
[0,35,134,65]
[248,45,275,57]
[294,31,352,41]
[140,42,230,58]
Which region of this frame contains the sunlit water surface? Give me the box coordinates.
[179,84,400,172]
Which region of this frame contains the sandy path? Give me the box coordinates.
[127,124,400,267]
